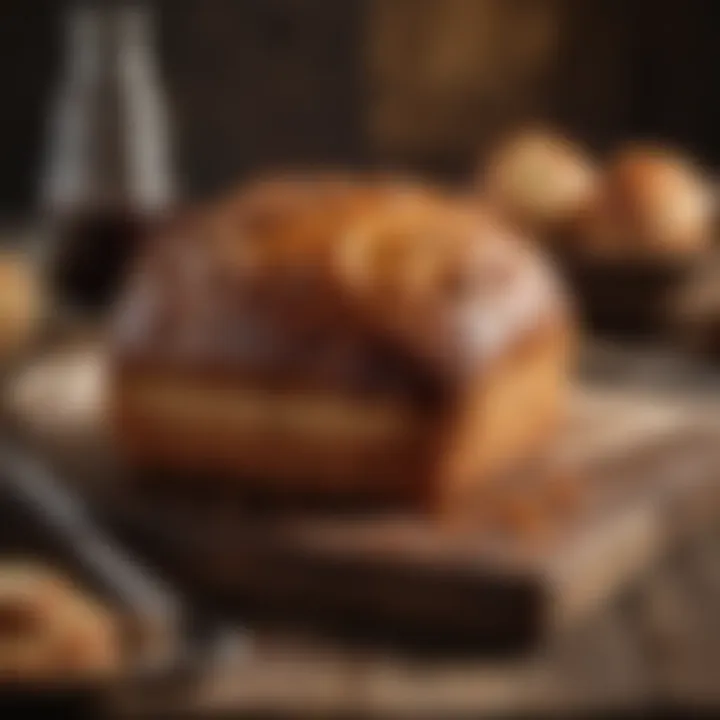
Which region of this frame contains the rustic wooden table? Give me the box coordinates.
[111,528,720,717]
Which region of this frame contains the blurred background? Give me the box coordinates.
[1,0,717,219]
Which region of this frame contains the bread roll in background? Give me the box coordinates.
[0,252,44,362]
[577,145,715,261]
[480,128,599,237]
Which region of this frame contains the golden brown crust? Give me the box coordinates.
[114,176,567,380]
[576,145,714,260]
[334,196,569,374]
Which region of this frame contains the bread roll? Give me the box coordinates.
[481,129,598,236]
[578,145,714,260]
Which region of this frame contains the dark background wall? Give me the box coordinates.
[553,0,718,160]
[0,0,365,218]
[0,0,717,219]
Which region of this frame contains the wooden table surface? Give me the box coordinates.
[114,528,720,716]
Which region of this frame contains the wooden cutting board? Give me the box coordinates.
[95,385,720,650]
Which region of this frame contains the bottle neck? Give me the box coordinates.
[63,3,157,85]
[44,1,174,214]
[118,5,158,80]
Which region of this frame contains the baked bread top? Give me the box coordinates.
[114,175,569,390]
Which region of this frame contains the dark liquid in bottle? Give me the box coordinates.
[49,209,149,314]
[41,4,175,318]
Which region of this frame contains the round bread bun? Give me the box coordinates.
[481,128,599,235]
[578,145,714,261]
[0,252,44,362]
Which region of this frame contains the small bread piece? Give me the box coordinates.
[578,145,714,260]
[0,562,122,681]
[111,176,573,511]
[481,129,598,236]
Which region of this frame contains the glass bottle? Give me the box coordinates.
[40,1,175,318]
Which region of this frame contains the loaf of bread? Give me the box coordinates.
[111,176,573,510]
[577,145,714,260]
